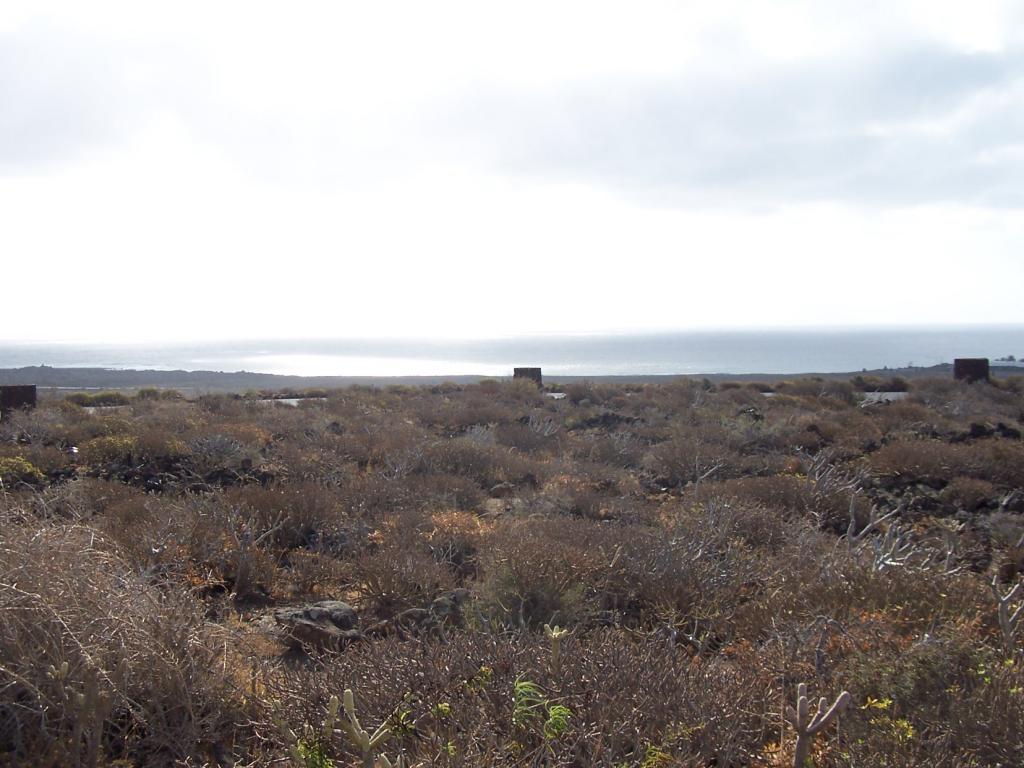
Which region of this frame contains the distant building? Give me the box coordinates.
[513,367,543,386]
[953,358,989,383]
[0,385,37,416]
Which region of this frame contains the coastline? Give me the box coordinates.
[2,362,1021,395]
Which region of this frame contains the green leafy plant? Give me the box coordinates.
[295,740,335,768]
[512,678,545,730]
[543,703,572,739]
[274,693,339,768]
[512,677,573,742]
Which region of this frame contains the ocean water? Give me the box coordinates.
[2,327,1022,377]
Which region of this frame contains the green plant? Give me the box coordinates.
[79,435,137,466]
[512,677,573,742]
[274,693,339,768]
[66,391,131,407]
[0,456,46,488]
[543,703,572,739]
[295,740,335,768]
[640,744,673,767]
[512,678,545,730]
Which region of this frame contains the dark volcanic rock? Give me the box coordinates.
[997,422,1022,440]
[274,600,361,649]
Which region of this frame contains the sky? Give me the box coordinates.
[1,1,1023,342]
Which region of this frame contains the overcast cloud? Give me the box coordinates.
[1,1,1022,341]
[449,46,1024,207]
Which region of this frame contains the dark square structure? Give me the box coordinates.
[0,385,37,415]
[954,358,989,383]
[513,367,543,386]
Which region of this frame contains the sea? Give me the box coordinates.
[2,326,1022,378]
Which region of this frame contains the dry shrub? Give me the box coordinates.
[431,388,520,430]
[823,408,884,451]
[426,511,491,581]
[0,406,68,446]
[871,439,1024,487]
[4,379,1021,766]
[23,477,141,522]
[187,433,260,477]
[267,629,772,767]
[422,438,540,489]
[571,430,645,469]
[703,474,812,514]
[837,626,1024,766]
[986,440,1024,486]
[774,378,857,405]
[2,443,73,479]
[642,434,745,488]
[940,476,998,511]
[221,482,349,551]
[912,377,1024,423]
[339,473,421,517]
[208,421,273,449]
[866,399,946,437]
[477,517,622,628]
[342,469,488,518]
[478,513,776,633]
[539,469,632,521]
[869,440,965,485]
[493,420,561,454]
[130,429,189,464]
[194,393,247,416]
[351,540,458,619]
[284,549,351,597]
[563,381,604,405]
[0,515,248,766]
[405,473,486,511]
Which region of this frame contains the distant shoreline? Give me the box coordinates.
[1,363,1021,395]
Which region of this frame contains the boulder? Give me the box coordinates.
[997,422,1022,440]
[274,600,361,649]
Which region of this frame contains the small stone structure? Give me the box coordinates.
[0,385,36,416]
[513,367,542,386]
[954,358,990,383]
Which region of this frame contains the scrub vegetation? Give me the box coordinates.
[1,375,1023,766]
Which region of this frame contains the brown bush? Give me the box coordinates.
[0,515,249,766]
[350,540,458,619]
[870,439,1024,487]
[940,476,998,511]
[421,437,541,489]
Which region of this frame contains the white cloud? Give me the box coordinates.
[1,1,1022,341]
